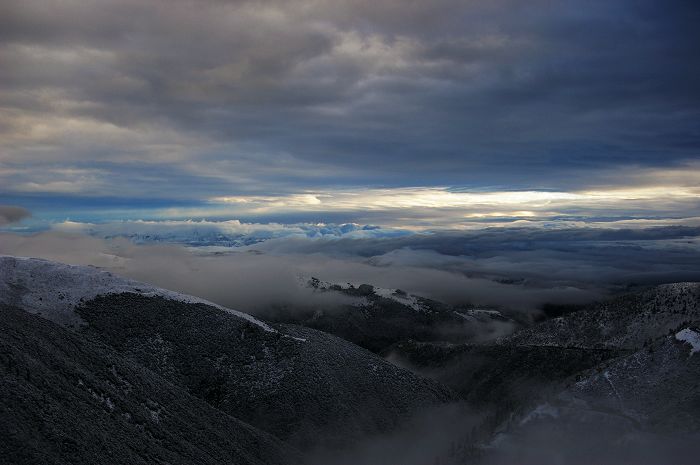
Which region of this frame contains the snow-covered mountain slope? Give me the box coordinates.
[0,255,455,454]
[386,283,700,461]
[0,255,274,331]
[484,330,700,464]
[502,282,700,349]
[560,328,700,432]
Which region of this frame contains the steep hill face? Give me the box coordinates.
[483,331,700,465]
[504,282,700,349]
[390,283,700,406]
[478,286,700,465]
[0,255,454,455]
[559,329,700,432]
[387,340,620,409]
[0,304,298,465]
[386,283,700,463]
[75,293,453,449]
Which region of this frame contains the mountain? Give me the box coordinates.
[4,255,699,464]
[484,329,700,465]
[258,277,518,353]
[0,304,297,465]
[389,282,700,401]
[0,256,455,462]
[383,282,700,463]
[504,282,700,349]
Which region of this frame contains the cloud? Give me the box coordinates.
[206,182,700,228]
[2,222,699,317]
[0,230,603,315]
[306,402,481,465]
[483,423,700,465]
[0,205,30,225]
[1,0,699,201]
[13,174,699,231]
[50,219,411,245]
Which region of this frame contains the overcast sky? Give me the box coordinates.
[1,0,699,228]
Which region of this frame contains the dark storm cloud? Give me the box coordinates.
[0,205,30,225]
[1,0,699,198]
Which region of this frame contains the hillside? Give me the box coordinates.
[0,304,298,465]
[504,283,700,349]
[384,283,700,463]
[484,330,700,464]
[4,255,699,464]
[0,256,455,459]
[258,277,517,353]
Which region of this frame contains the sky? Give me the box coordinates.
[1,0,699,229]
[1,0,699,309]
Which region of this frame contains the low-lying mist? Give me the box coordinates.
[3,225,700,319]
[0,231,608,319]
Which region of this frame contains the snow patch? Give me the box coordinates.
[373,287,428,312]
[454,309,506,322]
[518,403,559,426]
[675,328,700,356]
[302,275,429,312]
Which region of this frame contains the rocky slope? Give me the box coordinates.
[390,282,700,405]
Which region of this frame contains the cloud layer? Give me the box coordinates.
[2,221,699,316]
[2,0,699,205]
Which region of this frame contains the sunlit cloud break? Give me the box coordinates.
[206,184,700,229]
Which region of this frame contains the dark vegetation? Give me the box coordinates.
[75,294,453,450]
[3,258,700,465]
[260,280,514,353]
[0,304,297,465]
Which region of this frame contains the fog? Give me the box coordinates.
[0,231,610,318]
[3,223,700,318]
[482,425,700,465]
[306,403,482,465]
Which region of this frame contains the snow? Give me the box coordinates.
[675,328,700,356]
[603,370,625,408]
[301,275,430,312]
[0,255,276,333]
[454,309,505,321]
[661,282,699,293]
[373,287,428,312]
[518,403,559,426]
